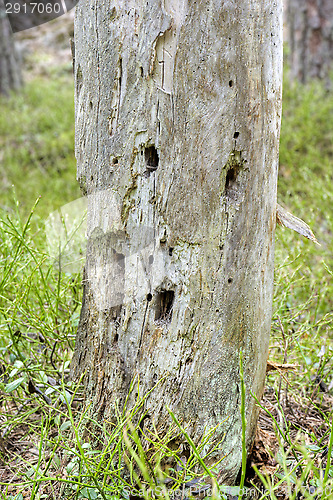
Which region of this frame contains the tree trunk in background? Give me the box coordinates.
[72,0,283,483]
[286,0,333,83]
[0,0,21,94]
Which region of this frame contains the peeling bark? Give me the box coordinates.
[72,0,283,484]
[286,0,333,83]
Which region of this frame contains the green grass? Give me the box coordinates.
[0,75,81,224]
[260,73,333,499]
[0,72,332,499]
[277,74,333,315]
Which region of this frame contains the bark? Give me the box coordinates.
[286,0,333,83]
[0,0,21,94]
[72,0,283,484]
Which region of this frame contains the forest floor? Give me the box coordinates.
[0,11,332,500]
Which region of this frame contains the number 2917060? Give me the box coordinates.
[6,2,62,14]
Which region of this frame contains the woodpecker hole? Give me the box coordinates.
[225,166,239,192]
[110,304,122,322]
[145,145,159,174]
[155,290,174,323]
[147,293,152,302]
[224,150,245,200]
[233,132,239,139]
[229,80,233,87]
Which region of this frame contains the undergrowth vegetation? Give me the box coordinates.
[0,75,80,222]
[0,72,332,499]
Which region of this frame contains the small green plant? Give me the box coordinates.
[0,203,227,497]
[1,63,333,499]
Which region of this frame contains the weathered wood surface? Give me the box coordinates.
[286,0,333,83]
[72,0,283,483]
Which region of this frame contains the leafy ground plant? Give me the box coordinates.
[0,204,332,500]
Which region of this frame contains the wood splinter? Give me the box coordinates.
[276,203,320,245]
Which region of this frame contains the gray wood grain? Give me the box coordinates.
[72,0,283,484]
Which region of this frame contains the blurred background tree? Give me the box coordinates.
[0,0,21,94]
[286,0,333,83]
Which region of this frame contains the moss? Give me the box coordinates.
[220,150,246,193]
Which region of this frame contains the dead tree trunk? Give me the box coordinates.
[72,0,283,483]
[286,0,333,83]
[0,0,21,94]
